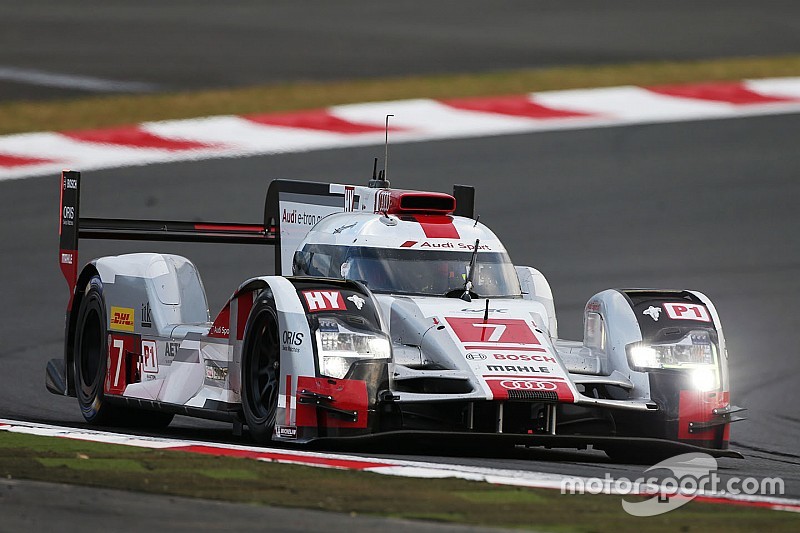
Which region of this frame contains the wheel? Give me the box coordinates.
[241,291,281,444]
[74,276,118,424]
[74,275,174,428]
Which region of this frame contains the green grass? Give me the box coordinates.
[2,54,800,135]
[0,431,796,532]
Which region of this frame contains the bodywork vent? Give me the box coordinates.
[507,390,559,401]
[393,377,473,394]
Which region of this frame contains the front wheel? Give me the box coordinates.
[241,291,281,444]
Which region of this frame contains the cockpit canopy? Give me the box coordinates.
[293,244,521,298]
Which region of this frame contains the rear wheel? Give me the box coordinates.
[74,276,117,425]
[74,275,173,428]
[241,292,281,444]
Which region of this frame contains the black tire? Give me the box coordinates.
[74,275,174,429]
[241,292,281,444]
[74,276,118,425]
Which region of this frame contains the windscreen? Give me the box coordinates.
[294,244,521,298]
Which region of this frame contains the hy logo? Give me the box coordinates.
[621,453,717,516]
[643,306,661,321]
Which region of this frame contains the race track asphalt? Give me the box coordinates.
[0,478,508,533]
[2,0,800,100]
[1,112,799,506]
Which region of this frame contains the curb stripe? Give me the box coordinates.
[440,95,591,119]
[245,109,398,134]
[0,418,798,513]
[646,81,799,105]
[2,77,800,181]
[171,444,394,470]
[63,125,220,151]
[0,153,55,168]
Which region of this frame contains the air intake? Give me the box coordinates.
[385,191,456,215]
[507,390,559,402]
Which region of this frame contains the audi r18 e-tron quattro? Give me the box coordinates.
[46,168,743,460]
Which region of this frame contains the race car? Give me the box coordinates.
[46,168,744,460]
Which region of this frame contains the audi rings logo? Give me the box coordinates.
[465,352,487,360]
[499,379,557,391]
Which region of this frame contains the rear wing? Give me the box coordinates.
[59,170,276,306]
[59,171,474,303]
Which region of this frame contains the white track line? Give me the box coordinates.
[0,66,157,92]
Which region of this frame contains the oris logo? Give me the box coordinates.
[499,379,557,391]
[465,352,487,360]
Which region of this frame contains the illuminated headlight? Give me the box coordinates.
[626,330,720,390]
[316,318,390,379]
[628,345,660,369]
[691,368,717,392]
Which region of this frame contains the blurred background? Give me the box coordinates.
[2,0,800,101]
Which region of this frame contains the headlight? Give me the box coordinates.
[315,317,390,379]
[690,368,717,392]
[626,330,720,390]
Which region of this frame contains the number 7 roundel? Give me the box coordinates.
[444,317,539,344]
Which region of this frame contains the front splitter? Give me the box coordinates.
[307,430,744,460]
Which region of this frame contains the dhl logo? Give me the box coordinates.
[110,306,135,332]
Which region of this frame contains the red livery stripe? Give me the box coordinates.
[0,153,55,168]
[412,215,459,239]
[245,109,399,134]
[463,345,546,352]
[63,126,218,151]
[440,95,591,119]
[646,82,797,106]
[285,374,292,426]
[193,224,264,232]
[483,374,565,381]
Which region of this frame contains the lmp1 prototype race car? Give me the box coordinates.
[46,167,744,460]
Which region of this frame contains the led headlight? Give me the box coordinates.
[315,318,390,379]
[626,330,720,391]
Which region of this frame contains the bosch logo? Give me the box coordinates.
[499,380,557,391]
[465,352,486,360]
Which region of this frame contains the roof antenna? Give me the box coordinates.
[384,114,393,184]
[368,114,393,189]
[368,115,394,189]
